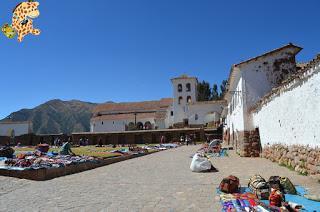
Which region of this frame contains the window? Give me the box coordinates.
[178,96,183,104]
[195,114,198,120]
[187,96,192,104]
[178,84,182,92]
[171,111,173,116]
[186,83,191,92]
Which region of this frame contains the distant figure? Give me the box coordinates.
[185,135,191,146]
[79,138,82,146]
[180,135,185,144]
[85,138,89,146]
[53,137,59,147]
[160,135,166,144]
[60,140,75,156]
[96,138,103,147]
[192,134,196,145]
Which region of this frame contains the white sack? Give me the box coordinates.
[190,153,212,172]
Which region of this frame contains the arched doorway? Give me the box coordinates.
[128,122,135,131]
[136,122,144,130]
[144,121,152,130]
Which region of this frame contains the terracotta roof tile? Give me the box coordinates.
[155,111,167,120]
[92,113,157,121]
[93,98,173,114]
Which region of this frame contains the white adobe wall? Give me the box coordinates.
[0,123,31,136]
[253,64,320,147]
[226,77,245,133]
[242,49,297,130]
[225,48,298,133]
[164,106,174,128]
[91,120,126,132]
[188,102,224,125]
[155,119,166,129]
[91,117,155,132]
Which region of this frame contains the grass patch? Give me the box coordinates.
[298,171,308,176]
[279,163,287,167]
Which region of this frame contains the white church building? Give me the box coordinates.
[90,75,225,132]
[222,43,320,154]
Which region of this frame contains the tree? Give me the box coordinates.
[219,80,228,99]
[197,80,211,101]
[197,79,228,101]
[211,84,219,100]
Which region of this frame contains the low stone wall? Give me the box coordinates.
[0,152,156,181]
[72,128,208,145]
[262,144,320,177]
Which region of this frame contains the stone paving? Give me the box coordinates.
[1,145,320,212]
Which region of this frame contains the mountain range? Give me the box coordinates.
[1,99,99,134]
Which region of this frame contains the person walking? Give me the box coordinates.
[160,135,166,144]
[185,135,190,146]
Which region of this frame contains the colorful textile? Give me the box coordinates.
[1,154,97,170]
[217,186,320,211]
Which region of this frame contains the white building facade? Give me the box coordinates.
[0,121,33,137]
[223,43,320,154]
[91,75,225,133]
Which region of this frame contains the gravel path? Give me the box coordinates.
[1,145,320,212]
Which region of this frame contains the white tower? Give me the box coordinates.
[171,75,198,125]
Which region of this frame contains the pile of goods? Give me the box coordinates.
[128,146,148,153]
[197,139,227,156]
[0,152,98,171]
[0,146,15,158]
[217,175,311,211]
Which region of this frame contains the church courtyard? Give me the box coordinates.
[1,145,320,212]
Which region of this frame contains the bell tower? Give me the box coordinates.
[171,75,198,124]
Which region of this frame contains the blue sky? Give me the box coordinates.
[1,0,319,119]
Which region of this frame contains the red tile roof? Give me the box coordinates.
[93,98,173,114]
[91,112,156,121]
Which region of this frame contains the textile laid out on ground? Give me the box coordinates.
[142,143,180,151]
[217,175,320,211]
[0,153,98,171]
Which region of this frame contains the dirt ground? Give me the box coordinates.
[1,145,320,212]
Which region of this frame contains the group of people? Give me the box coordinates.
[79,138,89,146]
[180,134,196,146]
[38,138,75,156]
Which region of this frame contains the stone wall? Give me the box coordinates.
[237,130,261,157]
[262,144,320,178]
[72,128,208,145]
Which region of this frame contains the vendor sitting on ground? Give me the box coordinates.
[60,139,75,156]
